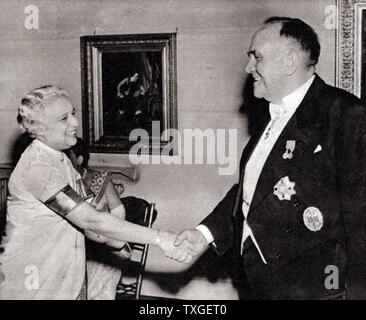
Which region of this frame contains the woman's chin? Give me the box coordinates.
[65,136,77,147]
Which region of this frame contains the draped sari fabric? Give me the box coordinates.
[0,140,85,299]
[82,169,131,300]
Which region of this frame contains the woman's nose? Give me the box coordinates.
[70,114,79,128]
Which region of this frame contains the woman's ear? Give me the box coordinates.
[35,124,47,136]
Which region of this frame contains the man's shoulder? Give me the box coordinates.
[319,79,362,106]
[311,77,366,119]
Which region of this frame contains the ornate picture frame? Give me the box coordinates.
[337,0,366,99]
[80,33,177,154]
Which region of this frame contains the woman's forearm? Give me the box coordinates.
[84,229,127,249]
[91,212,159,245]
[66,201,159,245]
[66,201,195,263]
[110,204,126,220]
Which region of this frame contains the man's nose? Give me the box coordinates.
[245,57,255,74]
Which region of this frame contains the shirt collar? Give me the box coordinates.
[269,75,315,120]
[33,139,65,161]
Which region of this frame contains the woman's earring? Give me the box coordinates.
[77,156,84,166]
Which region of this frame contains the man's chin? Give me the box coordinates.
[253,82,265,98]
[253,90,264,99]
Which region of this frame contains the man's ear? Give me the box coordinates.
[285,49,298,76]
[77,156,84,166]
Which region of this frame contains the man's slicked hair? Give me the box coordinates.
[264,16,321,66]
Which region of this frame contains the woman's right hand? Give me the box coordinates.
[156,230,194,263]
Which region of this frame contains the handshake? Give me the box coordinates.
[155,229,210,264]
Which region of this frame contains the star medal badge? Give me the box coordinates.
[303,206,323,232]
[273,176,296,201]
[282,140,296,159]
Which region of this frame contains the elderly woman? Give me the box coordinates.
[0,85,190,299]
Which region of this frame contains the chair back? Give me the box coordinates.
[117,202,156,300]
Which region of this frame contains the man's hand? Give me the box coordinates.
[156,230,195,263]
[174,229,209,259]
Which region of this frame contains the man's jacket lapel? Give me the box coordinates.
[232,105,270,219]
[246,75,327,216]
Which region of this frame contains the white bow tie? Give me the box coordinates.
[269,103,287,120]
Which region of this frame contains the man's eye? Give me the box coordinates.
[61,116,67,121]
[255,55,262,61]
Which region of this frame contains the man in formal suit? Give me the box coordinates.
[172,17,366,299]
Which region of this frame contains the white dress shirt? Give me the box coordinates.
[197,75,315,264]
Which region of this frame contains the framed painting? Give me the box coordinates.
[80,33,177,153]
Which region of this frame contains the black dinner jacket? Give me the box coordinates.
[201,75,366,299]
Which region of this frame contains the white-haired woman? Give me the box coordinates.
[0,85,191,300]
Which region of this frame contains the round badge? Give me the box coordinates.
[303,206,323,232]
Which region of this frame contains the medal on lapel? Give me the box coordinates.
[273,176,296,201]
[303,207,323,232]
[282,140,296,159]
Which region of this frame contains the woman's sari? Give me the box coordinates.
[81,169,131,300]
